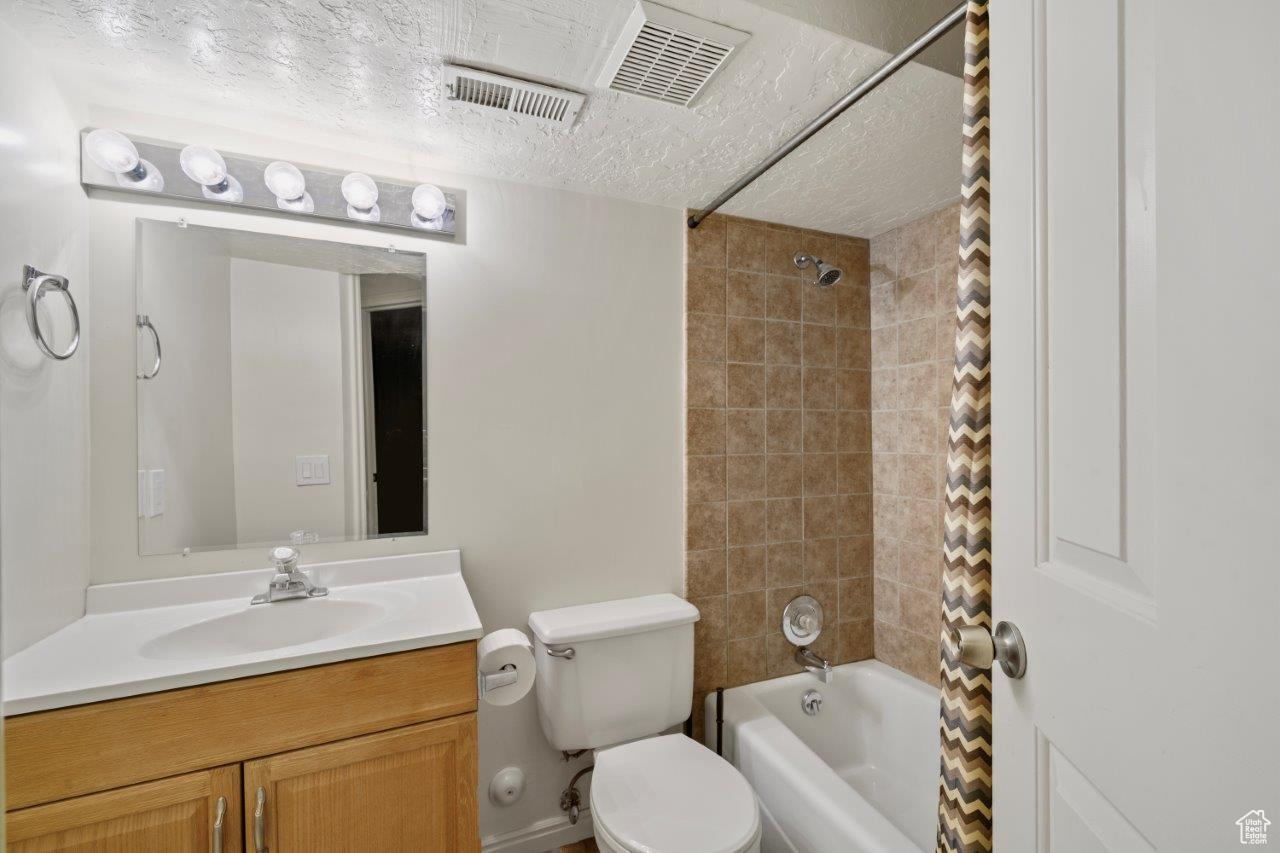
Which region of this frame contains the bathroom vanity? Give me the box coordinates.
[3,551,483,851]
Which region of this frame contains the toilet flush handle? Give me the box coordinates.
[545,646,575,660]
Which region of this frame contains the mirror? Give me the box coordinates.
[135,220,426,556]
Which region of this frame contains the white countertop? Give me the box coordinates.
[4,550,483,716]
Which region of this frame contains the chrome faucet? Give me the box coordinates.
[795,646,833,684]
[250,546,328,605]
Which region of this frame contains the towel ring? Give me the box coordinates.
[22,265,79,361]
[136,315,161,380]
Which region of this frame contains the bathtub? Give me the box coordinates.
[705,660,938,852]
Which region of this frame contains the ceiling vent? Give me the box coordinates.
[598,1,750,107]
[443,65,586,129]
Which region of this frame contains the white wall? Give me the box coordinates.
[0,20,91,656]
[84,109,684,846]
[137,222,237,554]
[229,258,347,546]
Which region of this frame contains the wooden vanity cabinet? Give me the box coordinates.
[4,643,479,852]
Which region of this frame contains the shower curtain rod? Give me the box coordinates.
[687,0,968,229]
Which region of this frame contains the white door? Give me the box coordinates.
[990,0,1280,850]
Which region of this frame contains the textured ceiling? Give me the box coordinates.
[7,0,963,237]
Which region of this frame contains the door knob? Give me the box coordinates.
[946,620,1027,678]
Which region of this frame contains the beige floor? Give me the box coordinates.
[558,839,600,853]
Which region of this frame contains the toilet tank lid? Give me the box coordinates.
[528,594,699,644]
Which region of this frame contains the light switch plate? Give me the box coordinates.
[138,470,148,518]
[147,469,165,517]
[296,455,331,486]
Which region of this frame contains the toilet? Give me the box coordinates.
[529,594,761,853]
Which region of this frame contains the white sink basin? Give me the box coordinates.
[139,598,387,660]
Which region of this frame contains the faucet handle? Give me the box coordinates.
[269,546,299,571]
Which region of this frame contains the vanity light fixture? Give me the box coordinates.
[263,161,314,213]
[83,128,164,192]
[178,144,244,203]
[410,183,447,230]
[341,172,380,222]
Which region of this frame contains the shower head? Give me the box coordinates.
[793,251,843,287]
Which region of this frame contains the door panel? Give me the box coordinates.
[7,765,240,853]
[243,716,477,853]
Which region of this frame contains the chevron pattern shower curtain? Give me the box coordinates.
[936,2,993,852]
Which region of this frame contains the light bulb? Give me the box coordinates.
[341,172,379,210]
[84,129,139,173]
[263,161,306,202]
[179,145,227,186]
[411,184,447,220]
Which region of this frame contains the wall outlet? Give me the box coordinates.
[147,469,165,517]
[296,455,331,486]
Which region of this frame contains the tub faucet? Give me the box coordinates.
[795,646,833,684]
[251,546,328,605]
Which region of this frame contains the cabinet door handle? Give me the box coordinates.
[254,786,267,853]
[212,795,226,853]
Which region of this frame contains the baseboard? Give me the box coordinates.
[482,808,594,853]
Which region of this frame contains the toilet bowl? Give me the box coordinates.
[590,735,761,853]
[528,594,761,853]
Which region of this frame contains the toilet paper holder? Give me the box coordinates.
[478,663,519,697]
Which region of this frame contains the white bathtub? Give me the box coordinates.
[705,660,938,852]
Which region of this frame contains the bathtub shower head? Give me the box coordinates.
[793,251,843,287]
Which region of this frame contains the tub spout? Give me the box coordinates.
[795,646,833,683]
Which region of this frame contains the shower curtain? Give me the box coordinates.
[936,2,992,852]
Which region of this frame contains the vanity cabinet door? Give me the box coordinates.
[6,765,241,852]
[242,714,478,853]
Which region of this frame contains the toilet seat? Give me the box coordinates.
[590,734,761,853]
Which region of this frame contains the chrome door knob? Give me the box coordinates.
[946,620,1027,679]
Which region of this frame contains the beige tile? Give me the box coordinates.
[687,502,726,551]
[803,495,839,539]
[874,578,902,624]
[898,362,935,411]
[872,452,898,495]
[802,281,837,325]
[802,323,836,367]
[802,367,837,411]
[691,594,726,643]
[804,537,838,581]
[766,498,803,543]
[935,260,959,314]
[766,409,803,453]
[766,453,803,498]
[933,203,962,268]
[687,408,726,455]
[727,545,766,592]
[873,535,900,579]
[896,273,935,323]
[766,275,801,321]
[766,228,802,278]
[766,585,804,631]
[900,585,941,639]
[765,320,802,365]
[870,282,897,330]
[871,411,897,453]
[838,577,872,622]
[904,631,941,686]
[726,220,768,272]
[726,454,767,500]
[686,455,726,503]
[727,270,767,318]
[839,535,873,578]
[870,326,897,369]
[803,453,838,497]
[727,588,767,639]
[838,493,872,537]
[693,638,726,691]
[898,409,935,454]
[687,265,726,315]
[835,238,870,284]
[836,327,870,369]
[726,409,766,454]
[803,581,838,630]
[837,369,871,412]
[935,317,955,368]
[869,230,900,286]
[897,215,937,278]
[873,620,907,671]
[899,497,938,547]
[727,317,765,363]
[766,632,804,677]
[838,452,872,494]
[688,216,727,268]
[726,636,766,686]
[837,619,874,663]
[686,549,726,598]
[836,282,870,328]
[898,454,937,500]
[727,499,766,546]
[837,411,871,453]
[874,495,903,540]
[897,315,935,365]
[765,540,803,588]
[937,406,951,454]
[898,541,941,591]
[765,365,802,409]
[871,369,897,412]
[803,410,839,453]
[936,359,954,408]
[687,361,726,408]
[727,363,766,409]
[687,312,725,362]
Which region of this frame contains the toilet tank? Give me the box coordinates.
[528,594,699,750]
